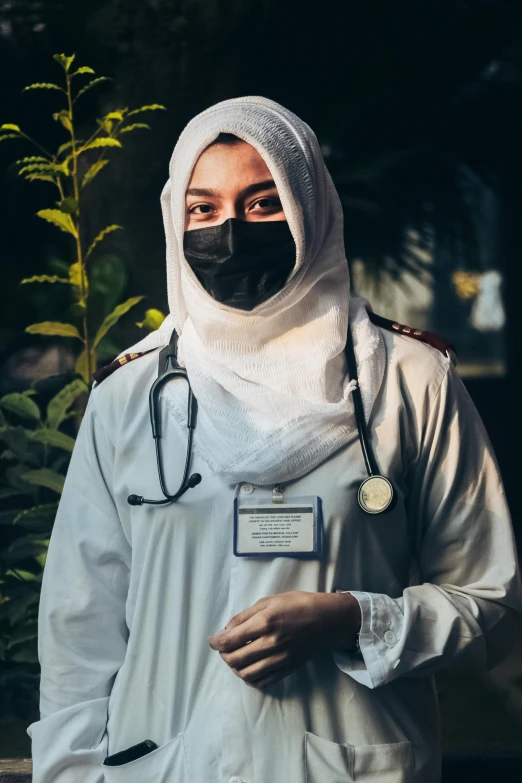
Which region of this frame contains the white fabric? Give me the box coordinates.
[28,326,522,782]
[116,96,386,485]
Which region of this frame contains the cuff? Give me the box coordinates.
[27,696,109,783]
[331,591,404,688]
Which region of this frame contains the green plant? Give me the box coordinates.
[0,52,166,721]
[1,51,166,384]
[0,382,85,719]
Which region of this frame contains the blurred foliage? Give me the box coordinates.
[0,380,84,718]
[0,51,166,720]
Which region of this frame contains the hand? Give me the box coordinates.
[208,590,361,690]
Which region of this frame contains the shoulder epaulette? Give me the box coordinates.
[92,348,157,386]
[367,309,457,364]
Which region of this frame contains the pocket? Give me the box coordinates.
[101,733,187,783]
[305,730,414,783]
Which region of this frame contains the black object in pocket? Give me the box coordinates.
[103,739,158,766]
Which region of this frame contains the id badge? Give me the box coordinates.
[233,493,322,558]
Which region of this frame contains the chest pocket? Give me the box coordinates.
[102,733,187,783]
[305,730,414,783]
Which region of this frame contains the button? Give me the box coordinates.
[239,483,254,495]
[383,630,397,646]
[229,778,244,783]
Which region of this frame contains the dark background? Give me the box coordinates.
[1,0,521,770]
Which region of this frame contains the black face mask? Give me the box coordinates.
[183,217,296,311]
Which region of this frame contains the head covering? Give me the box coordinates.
[117,96,386,486]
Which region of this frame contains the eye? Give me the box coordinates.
[188,204,214,214]
[251,197,282,210]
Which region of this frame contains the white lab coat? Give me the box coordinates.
[27,326,522,783]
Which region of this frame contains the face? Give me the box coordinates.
[184,140,287,231]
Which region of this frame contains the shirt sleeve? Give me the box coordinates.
[26,388,131,782]
[332,359,522,689]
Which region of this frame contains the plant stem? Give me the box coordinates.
[65,69,92,390]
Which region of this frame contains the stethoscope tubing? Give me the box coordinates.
[344,323,379,477]
[128,320,394,512]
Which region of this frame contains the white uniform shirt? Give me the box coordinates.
[27,325,522,783]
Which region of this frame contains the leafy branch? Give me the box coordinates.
[1,52,167,388]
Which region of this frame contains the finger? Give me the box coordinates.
[209,609,272,652]
[208,599,269,649]
[242,665,287,689]
[220,633,280,670]
[226,598,270,630]
[232,652,288,686]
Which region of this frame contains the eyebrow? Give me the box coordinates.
[185,178,278,200]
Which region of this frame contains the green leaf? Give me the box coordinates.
[46,378,88,429]
[4,539,49,567]
[24,173,59,185]
[0,124,22,133]
[0,508,19,525]
[136,308,166,331]
[56,139,75,156]
[103,110,125,122]
[3,568,40,582]
[0,394,40,422]
[93,296,144,348]
[0,425,32,462]
[35,550,48,568]
[0,593,40,625]
[119,123,151,135]
[0,486,23,500]
[57,196,78,215]
[25,321,83,340]
[21,468,64,494]
[13,503,59,532]
[75,347,97,384]
[6,623,39,649]
[90,254,127,312]
[36,209,77,237]
[15,156,49,164]
[81,158,109,188]
[20,274,69,284]
[5,464,36,495]
[71,66,95,77]
[73,76,111,103]
[23,82,64,93]
[52,53,76,72]
[52,109,73,133]
[68,260,85,287]
[28,428,75,452]
[0,134,22,143]
[85,224,122,260]
[68,261,88,305]
[126,104,167,117]
[19,162,67,176]
[79,137,122,153]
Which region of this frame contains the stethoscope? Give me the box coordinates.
[127,325,395,514]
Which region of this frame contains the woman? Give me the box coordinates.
[28,96,522,783]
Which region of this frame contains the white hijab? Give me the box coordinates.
[118,96,386,486]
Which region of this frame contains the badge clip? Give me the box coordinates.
[272,485,284,504]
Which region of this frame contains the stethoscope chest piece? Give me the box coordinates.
[358,475,394,514]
